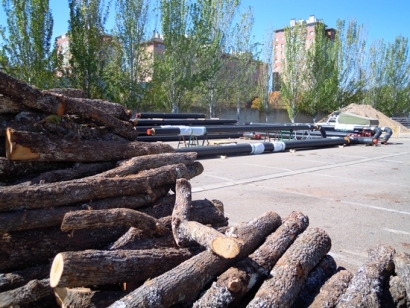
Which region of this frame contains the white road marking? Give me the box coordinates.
[384,228,410,235]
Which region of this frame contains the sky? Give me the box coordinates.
[0,0,409,46]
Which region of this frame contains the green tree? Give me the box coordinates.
[280,20,308,123]
[66,0,111,98]
[1,0,55,88]
[109,0,152,109]
[304,22,338,122]
[333,19,367,108]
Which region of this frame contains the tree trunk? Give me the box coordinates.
[6,128,173,162]
[336,244,395,308]
[99,152,197,178]
[0,278,53,308]
[0,226,128,272]
[107,210,282,308]
[0,157,73,183]
[0,95,27,114]
[247,227,332,308]
[193,211,308,308]
[54,287,129,308]
[308,269,353,308]
[0,188,169,233]
[108,229,178,251]
[291,255,337,308]
[172,178,239,258]
[393,252,410,302]
[0,162,203,212]
[0,264,51,292]
[49,248,199,288]
[60,208,169,236]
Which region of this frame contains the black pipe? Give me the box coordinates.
[137,133,243,142]
[380,127,393,144]
[134,119,238,126]
[136,112,206,119]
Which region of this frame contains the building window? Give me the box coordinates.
[310,31,314,36]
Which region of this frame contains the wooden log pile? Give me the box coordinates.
[1,72,409,307]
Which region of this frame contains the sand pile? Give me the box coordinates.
[319,103,410,133]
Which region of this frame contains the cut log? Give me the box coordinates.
[0,226,128,272]
[17,161,116,185]
[60,208,169,236]
[47,88,85,98]
[0,114,15,136]
[291,255,337,308]
[0,157,73,183]
[54,287,129,308]
[0,94,27,114]
[0,162,203,212]
[100,152,197,178]
[107,211,282,308]
[247,227,332,308]
[49,248,199,288]
[336,244,395,308]
[0,188,169,233]
[308,269,353,308]
[193,211,308,308]
[108,230,177,251]
[0,264,50,292]
[393,252,410,302]
[0,278,53,308]
[6,128,173,161]
[0,71,64,116]
[381,275,408,308]
[172,178,238,258]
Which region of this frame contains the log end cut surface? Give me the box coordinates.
[211,237,240,259]
[50,253,64,288]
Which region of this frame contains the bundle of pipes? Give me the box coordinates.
[135,112,206,119]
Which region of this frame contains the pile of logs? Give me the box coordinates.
[1,72,409,307]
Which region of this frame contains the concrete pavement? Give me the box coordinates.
[170,134,410,273]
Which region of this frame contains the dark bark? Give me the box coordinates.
[0,278,53,307]
[60,208,169,236]
[336,244,396,308]
[291,255,337,308]
[394,252,410,302]
[0,157,73,184]
[0,114,15,136]
[0,264,50,292]
[0,95,27,114]
[6,128,173,162]
[247,227,332,308]
[308,269,353,308]
[107,211,282,308]
[47,88,85,98]
[171,178,238,258]
[0,226,128,272]
[49,248,199,288]
[0,162,203,212]
[108,231,178,251]
[193,211,308,308]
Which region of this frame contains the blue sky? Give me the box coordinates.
[0,0,408,45]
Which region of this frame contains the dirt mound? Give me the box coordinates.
[319,103,410,132]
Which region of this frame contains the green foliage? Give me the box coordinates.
[65,0,111,98]
[1,0,56,88]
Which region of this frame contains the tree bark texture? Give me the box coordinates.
[0,226,128,272]
[0,114,15,136]
[0,157,73,183]
[0,278,53,308]
[55,287,129,308]
[193,211,308,308]
[0,264,50,292]
[393,252,410,302]
[172,178,238,258]
[49,248,199,288]
[6,128,173,162]
[0,188,169,233]
[291,255,337,308]
[0,95,27,114]
[107,211,282,308]
[381,275,409,308]
[0,162,203,212]
[108,231,178,251]
[47,88,86,98]
[247,227,332,308]
[336,244,395,308]
[308,269,353,308]
[60,208,169,236]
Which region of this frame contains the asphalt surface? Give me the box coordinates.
[169,133,410,273]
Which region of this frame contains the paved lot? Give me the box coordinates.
[170,133,410,273]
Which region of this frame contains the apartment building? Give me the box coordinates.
[273,15,336,77]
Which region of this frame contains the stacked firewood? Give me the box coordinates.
[0,72,409,308]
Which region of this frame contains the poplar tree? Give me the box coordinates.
[66,0,111,98]
[1,0,55,88]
